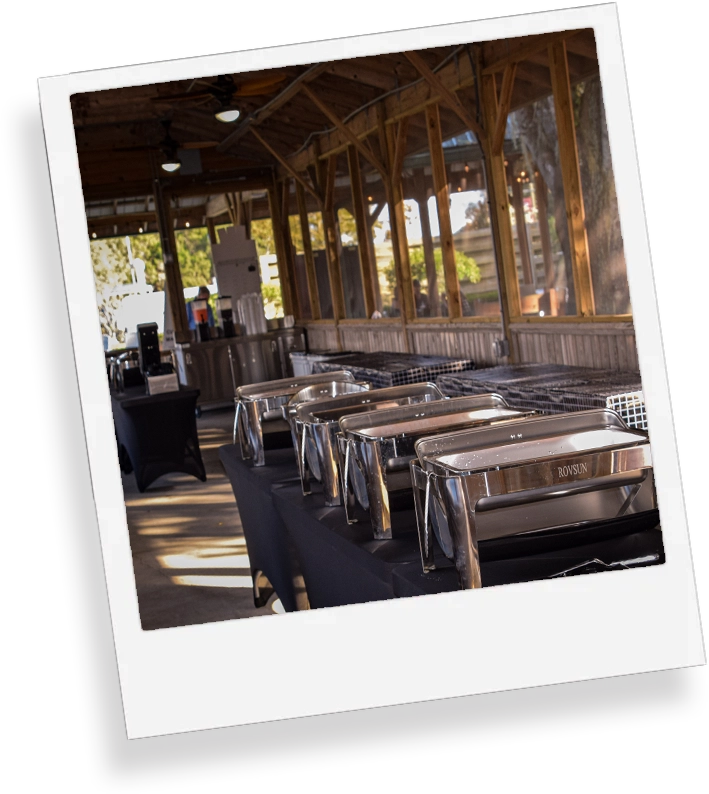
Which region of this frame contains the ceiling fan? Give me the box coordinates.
[150,73,288,121]
[114,121,214,171]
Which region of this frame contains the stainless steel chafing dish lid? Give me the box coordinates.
[415,409,647,475]
[284,380,371,412]
[338,393,525,441]
[295,382,445,425]
[236,370,355,401]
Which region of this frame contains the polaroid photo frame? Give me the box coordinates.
[39,3,704,739]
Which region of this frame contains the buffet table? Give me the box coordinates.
[112,386,205,492]
[219,442,664,611]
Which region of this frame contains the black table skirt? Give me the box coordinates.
[111,386,206,492]
[219,444,309,613]
[219,443,665,612]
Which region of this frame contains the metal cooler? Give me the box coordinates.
[411,409,657,589]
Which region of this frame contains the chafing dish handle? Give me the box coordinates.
[233,399,243,446]
[475,469,649,515]
[411,461,437,573]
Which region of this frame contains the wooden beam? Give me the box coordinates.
[216,63,329,152]
[425,103,461,320]
[300,83,386,176]
[392,117,410,184]
[295,180,321,320]
[279,179,302,320]
[248,127,320,202]
[347,146,377,319]
[324,153,337,213]
[482,30,580,75]
[290,54,478,172]
[267,184,295,318]
[404,50,485,142]
[312,144,346,322]
[492,64,517,156]
[206,217,218,245]
[480,72,522,336]
[412,170,439,316]
[548,40,595,316]
[153,180,190,343]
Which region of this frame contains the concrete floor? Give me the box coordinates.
[122,408,279,631]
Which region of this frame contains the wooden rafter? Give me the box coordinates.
[248,127,320,202]
[403,50,485,141]
[482,30,580,74]
[216,63,329,152]
[300,83,386,176]
[492,63,517,156]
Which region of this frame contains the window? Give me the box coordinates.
[508,97,575,317]
[574,76,631,315]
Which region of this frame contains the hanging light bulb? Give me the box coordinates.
[91,232,97,239]
[215,105,240,123]
[138,227,143,233]
[185,221,190,228]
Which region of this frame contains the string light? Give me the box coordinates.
[185,222,190,228]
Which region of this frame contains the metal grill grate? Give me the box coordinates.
[437,365,647,430]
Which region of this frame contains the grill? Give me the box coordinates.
[294,383,445,506]
[437,365,647,429]
[338,394,534,539]
[234,370,355,466]
[411,409,656,589]
[312,352,475,388]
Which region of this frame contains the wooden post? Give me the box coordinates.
[279,179,302,320]
[533,169,555,289]
[425,103,461,319]
[153,180,190,343]
[549,40,595,316]
[509,162,534,284]
[366,204,383,312]
[243,195,252,239]
[480,73,522,329]
[413,170,439,316]
[318,153,346,321]
[295,180,321,320]
[347,146,377,319]
[206,217,218,245]
[378,107,414,331]
[267,183,295,318]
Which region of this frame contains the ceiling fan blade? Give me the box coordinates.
[150,90,214,103]
[181,141,219,149]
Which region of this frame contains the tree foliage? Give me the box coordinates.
[382,246,481,291]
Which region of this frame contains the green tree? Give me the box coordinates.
[382,246,481,290]
[251,218,276,257]
[465,198,491,230]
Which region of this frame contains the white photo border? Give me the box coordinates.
[39,3,704,739]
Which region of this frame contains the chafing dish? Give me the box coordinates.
[235,370,355,466]
[282,380,372,488]
[295,382,445,506]
[411,409,656,589]
[338,394,534,539]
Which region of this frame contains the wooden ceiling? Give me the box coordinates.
[74,28,599,237]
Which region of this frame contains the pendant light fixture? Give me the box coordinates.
[212,75,240,122]
[159,120,182,172]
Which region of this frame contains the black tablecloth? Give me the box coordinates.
[219,444,309,613]
[111,386,205,492]
[219,443,664,611]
